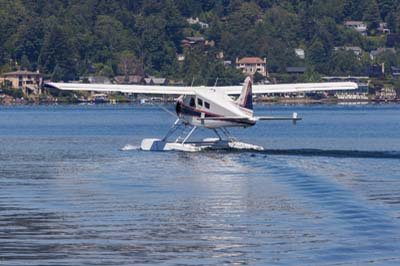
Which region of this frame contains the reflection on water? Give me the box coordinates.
[1,105,400,265]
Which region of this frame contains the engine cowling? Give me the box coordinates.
[175,100,182,116]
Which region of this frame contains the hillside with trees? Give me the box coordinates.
[1,0,400,85]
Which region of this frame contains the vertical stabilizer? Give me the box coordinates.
[236,76,253,110]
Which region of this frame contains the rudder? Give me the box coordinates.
[236,76,253,110]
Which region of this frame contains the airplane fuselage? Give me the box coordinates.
[175,89,255,128]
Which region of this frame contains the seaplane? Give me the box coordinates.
[46,77,357,152]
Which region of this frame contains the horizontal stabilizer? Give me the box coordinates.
[197,113,301,122]
[255,112,302,124]
[197,116,251,121]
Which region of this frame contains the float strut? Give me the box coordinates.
[182,126,197,144]
[213,129,223,140]
[162,118,181,141]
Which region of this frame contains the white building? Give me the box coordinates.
[334,46,363,57]
[345,21,367,35]
[236,57,268,77]
[187,17,209,29]
[294,48,305,59]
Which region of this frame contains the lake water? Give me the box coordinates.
[1,104,400,266]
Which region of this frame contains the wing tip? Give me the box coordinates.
[44,82,60,90]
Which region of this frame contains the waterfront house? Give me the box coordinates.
[0,70,44,94]
[236,57,268,77]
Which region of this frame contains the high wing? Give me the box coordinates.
[222,82,358,95]
[46,82,196,95]
[46,81,357,95]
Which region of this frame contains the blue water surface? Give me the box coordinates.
[0,104,400,266]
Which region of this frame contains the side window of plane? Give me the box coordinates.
[190,97,195,107]
[205,102,210,109]
[197,98,203,107]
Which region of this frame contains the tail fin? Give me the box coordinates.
[236,76,253,110]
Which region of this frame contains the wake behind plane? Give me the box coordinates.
[47,78,357,152]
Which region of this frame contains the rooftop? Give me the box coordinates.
[335,46,362,50]
[370,47,396,59]
[286,67,307,73]
[2,70,43,77]
[185,36,205,42]
[236,57,266,64]
[144,76,167,85]
[345,21,366,26]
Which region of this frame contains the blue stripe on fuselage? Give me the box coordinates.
[180,104,255,126]
[180,104,220,118]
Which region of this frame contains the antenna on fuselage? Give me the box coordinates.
[211,77,219,92]
[214,77,219,88]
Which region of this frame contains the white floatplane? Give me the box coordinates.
[46,77,357,152]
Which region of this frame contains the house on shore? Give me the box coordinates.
[0,70,44,94]
[236,57,268,77]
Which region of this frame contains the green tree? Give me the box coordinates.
[10,18,45,68]
[0,0,27,66]
[163,0,186,49]
[387,9,400,33]
[329,50,362,75]
[94,15,126,53]
[307,39,328,73]
[93,63,114,77]
[117,50,138,77]
[378,0,395,20]
[39,23,77,81]
[363,0,381,32]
